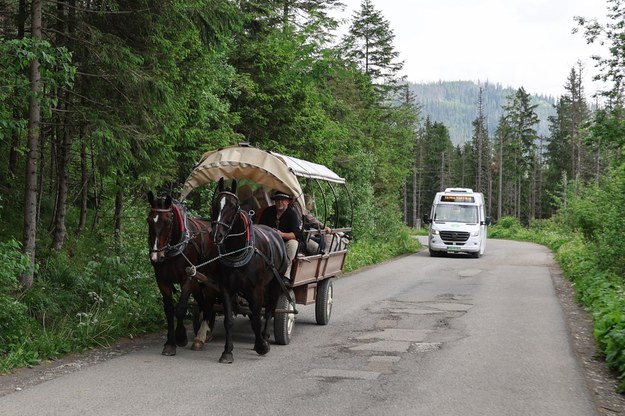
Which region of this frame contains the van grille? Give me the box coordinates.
[440,231,470,242]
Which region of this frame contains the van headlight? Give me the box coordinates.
[471,230,480,236]
[431,229,440,235]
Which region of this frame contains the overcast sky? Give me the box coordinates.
[335,0,610,98]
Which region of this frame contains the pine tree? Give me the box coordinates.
[21,0,43,287]
[544,64,592,215]
[340,0,404,98]
[501,87,540,223]
[469,87,492,194]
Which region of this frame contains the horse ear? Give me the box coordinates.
[165,195,173,207]
[231,179,237,195]
[148,191,155,205]
[218,177,225,192]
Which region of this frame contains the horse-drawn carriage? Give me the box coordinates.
[148,143,352,362]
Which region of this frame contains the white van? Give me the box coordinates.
[423,188,491,258]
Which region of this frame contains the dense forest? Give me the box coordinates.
[2,0,625,391]
[403,66,606,228]
[410,80,556,145]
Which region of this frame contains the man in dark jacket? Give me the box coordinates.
[258,191,302,278]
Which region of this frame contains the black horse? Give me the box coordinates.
[211,178,289,363]
[147,191,218,356]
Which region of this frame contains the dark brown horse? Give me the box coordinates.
[147,191,218,356]
[211,178,289,363]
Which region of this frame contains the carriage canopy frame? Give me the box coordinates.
[179,143,347,217]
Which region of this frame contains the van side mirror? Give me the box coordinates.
[484,217,492,226]
[422,214,431,224]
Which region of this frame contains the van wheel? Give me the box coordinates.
[429,249,442,257]
[471,251,481,258]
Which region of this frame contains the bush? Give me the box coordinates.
[0,240,32,355]
[489,216,523,239]
[343,225,420,273]
[0,201,164,373]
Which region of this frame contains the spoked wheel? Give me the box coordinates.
[315,278,334,325]
[274,289,296,345]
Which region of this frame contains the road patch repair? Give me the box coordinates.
[305,299,469,382]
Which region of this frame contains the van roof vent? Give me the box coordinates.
[444,188,473,193]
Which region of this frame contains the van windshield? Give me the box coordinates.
[433,204,478,223]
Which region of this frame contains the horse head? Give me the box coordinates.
[147,191,179,264]
[211,178,241,245]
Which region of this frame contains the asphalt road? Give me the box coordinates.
[0,238,615,415]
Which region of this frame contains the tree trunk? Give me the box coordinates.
[412,162,417,228]
[20,0,42,287]
[114,188,124,251]
[497,135,502,221]
[402,182,407,225]
[77,137,88,236]
[51,119,71,250]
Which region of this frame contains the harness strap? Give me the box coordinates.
[217,211,255,268]
[252,242,298,314]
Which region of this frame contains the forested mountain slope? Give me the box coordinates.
[409,81,556,145]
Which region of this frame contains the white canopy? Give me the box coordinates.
[271,152,345,183]
[179,144,345,208]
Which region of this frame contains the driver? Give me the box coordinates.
[257,191,302,278]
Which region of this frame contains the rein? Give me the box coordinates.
[215,210,255,268]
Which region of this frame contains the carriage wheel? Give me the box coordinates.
[315,278,334,325]
[274,289,296,345]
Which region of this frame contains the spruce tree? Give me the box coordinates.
[544,64,592,215]
[501,87,540,223]
[340,0,405,98]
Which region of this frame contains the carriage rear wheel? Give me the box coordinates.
[315,278,334,325]
[274,289,296,345]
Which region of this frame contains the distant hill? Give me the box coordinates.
[409,81,557,145]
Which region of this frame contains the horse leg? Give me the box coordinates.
[262,306,272,342]
[219,289,235,364]
[249,294,270,356]
[158,284,177,356]
[174,289,192,348]
[192,287,216,350]
[262,280,280,342]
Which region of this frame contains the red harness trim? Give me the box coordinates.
[172,204,184,234]
[240,211,251,241]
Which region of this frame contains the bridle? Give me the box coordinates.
[148,204,191,256]
[211,191,255,267]
[211,191,248,244]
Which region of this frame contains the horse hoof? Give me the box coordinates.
[176,337,189,348]
[219,352,233,364]
[162,345,177,356]
[191,340,204,351]
[254,342,270,356]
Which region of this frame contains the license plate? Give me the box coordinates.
[447,246,461,252]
